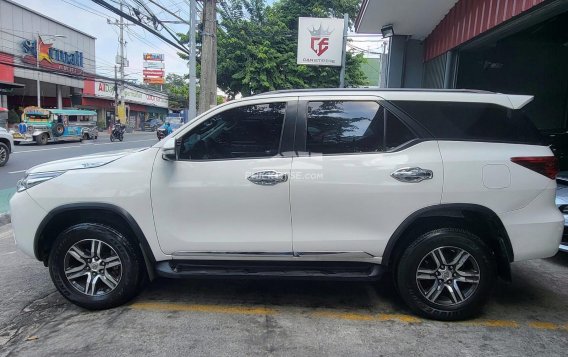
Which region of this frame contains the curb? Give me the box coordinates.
[0,213,11,227]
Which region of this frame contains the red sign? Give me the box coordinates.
[143,70,164,77]
[310,37,329,56]
[22,55,84,76]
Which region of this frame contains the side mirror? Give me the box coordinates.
[162,138,180,161]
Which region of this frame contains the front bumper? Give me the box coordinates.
[9,191,47,259]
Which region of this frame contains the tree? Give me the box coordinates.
[163,73,190,110]
[212,0,368,97]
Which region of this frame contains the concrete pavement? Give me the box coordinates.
[0,223,567,356]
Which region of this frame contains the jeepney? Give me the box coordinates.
[10,107,98,145]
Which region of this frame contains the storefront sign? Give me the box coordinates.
[143,70,165,76]
[297,17,344,67]
[144,53,164,61]
[95,81,168,108]
[143,77,165,84]
[22,37,84,67]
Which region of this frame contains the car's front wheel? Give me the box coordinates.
[49,223,143,310]
[396,228,496,321]
[0,142,9,167]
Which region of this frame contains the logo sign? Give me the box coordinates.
[297,17,344,67]
[143,61,165,69]
[144,53,164,61]
[22,37,84,68]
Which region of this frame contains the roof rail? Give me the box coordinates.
[254,88,496,96]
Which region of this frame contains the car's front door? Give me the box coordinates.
[151,99,297,256]
[290,96,443,260]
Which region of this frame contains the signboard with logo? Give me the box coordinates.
[297,17,344,67]
[144,53,164,61]
[95,81,168,108]
[21,36,85,75]
[143,53,165,85]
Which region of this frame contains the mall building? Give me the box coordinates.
[357,0,568,167]
[0,0,168,129]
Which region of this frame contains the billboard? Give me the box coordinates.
[143,77,165,84]
[144,53,165,61]
[297,17,344,67]
[143,61,165,69]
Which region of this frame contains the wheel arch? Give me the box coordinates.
[383,204,513,281]
[0,137,11,153]
[34,203,156,280]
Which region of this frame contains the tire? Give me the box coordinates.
[53,123,65,137]
[35,133,48,145]
[83,133,90,141]
[119,134,123,142]
[110,134,115,142]
[395,228,496,321]
[0,142,9,167]
[48,223,143,310]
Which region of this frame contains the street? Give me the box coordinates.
[0,132,158,213]
[0,222,567,356]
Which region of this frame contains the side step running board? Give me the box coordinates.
[155,260,384,281]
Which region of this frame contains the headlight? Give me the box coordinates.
[17,171,64,192]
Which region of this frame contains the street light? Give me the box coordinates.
[36,34,66,107]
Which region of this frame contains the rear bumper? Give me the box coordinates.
[499,187,564,261]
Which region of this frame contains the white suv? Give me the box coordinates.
[9,89,564,320]
[0,126,13,167]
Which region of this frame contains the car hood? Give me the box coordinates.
[26,150,140,175]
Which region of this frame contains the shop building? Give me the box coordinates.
[356,0,568,166]
[0,0,168,129]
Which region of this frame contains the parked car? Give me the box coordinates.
[10,88,563,321]
[143,118,163,132]
[0,126,13,167]
[556,172,568,253]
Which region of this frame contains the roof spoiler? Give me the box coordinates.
[507,95,533,109]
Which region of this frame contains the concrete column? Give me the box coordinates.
[56,85,63,109]
[386,35,407,88]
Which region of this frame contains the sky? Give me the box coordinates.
[16,0,384,84]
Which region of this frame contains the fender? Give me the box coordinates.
[34,202,156,280]
[381,203,514,267]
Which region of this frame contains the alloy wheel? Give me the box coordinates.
[0,146,6,164]
[415,246,480,306]
[63,239,123,296]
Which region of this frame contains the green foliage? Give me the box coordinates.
[212,0,368,97]
[7,109,20,124]
[164,73,190,109]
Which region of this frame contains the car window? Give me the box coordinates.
[179,102,286,160]
[393,101,546,145]
[306,101,384,155]
[385,110,417,150]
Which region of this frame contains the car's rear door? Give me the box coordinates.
[289,95,444,260]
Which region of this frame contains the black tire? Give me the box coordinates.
[35,133,48,145]
[52,123,65,137]
[48,223,143,310]
[110,134,115,142]
[119,134,124,142]
[395,228,496,321]
[83,133,90,141]
[0,142,9,167]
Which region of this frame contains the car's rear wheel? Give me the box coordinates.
[49,223,143,310]
[396,228,495,321]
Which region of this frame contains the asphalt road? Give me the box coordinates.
[0,222,567,356]
[0,131,158,213]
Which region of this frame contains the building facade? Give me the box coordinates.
[356,0,568,167]
[0,0,168,129]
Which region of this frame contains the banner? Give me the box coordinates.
[143,70,165,76]
[297,17,344,67]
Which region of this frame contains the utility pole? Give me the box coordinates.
[198,0,217,114]
[188,0,197,121]
[339,13,348,88]
[107,1,129,124]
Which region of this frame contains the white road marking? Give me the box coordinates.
[8,170,26,174]
[0,251,17,256]
[13,139,156,154]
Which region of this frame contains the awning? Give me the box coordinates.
[356,0,458,38]
[0,80,25,94]
[50,109,97,116]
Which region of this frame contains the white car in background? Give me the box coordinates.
[556,173,568,252]
[9,88,564,321]
[0,126,13,167]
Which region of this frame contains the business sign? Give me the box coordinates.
[143,61,165,69]
[143,77,165,84]
[143,70,165,76]
[297,17,344,67]
[95,81,168,108]
[144,53,164,61]
[21,36,85,75]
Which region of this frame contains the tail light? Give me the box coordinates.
[511,156,558,179]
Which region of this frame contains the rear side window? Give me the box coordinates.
[393,101,546,145]
[306,101,417,154]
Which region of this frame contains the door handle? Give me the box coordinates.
[391,167,433,183]
[247,170,288,185]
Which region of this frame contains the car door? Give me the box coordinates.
[151,99,297,256]
[290,96,443,260]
